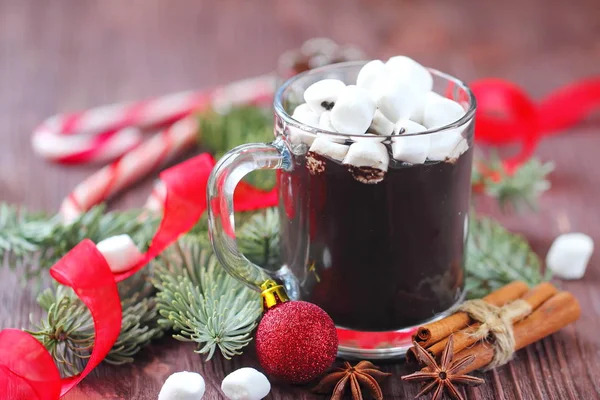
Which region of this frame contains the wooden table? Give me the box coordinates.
[1,0,599,398]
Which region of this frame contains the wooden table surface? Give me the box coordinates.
[1,0,600,398]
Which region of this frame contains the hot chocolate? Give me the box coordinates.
[279,148,472,331]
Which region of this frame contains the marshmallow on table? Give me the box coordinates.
[304,79,346,115]
[410,91,445,125]
[385,55,433,94]
[546,233,594,280]
[343,140,389,184]
[221,367,271,400]
[96,234,143,273]
[376,75,421,123]
[422,97,466,129]
[158,371,205,400]
[330,85,376,134]
[356,59,387,96]
[391,120,429,164]
[368,109,395,136]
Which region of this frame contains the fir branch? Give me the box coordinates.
[0,204,157,282]
[465,215,551,299]
[199,106,276,191]
[237,208,280,270]
[152,242,261,360]
[472,155,554,212]
[28,269,164,378]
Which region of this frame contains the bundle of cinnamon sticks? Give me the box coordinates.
[407,281,581,373]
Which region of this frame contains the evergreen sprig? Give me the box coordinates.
[473,155,554,212]
[465,215,551,299]
[199,106,276,191]
[0,204,156,282]
[152,242,261,360]
[28,269,164,378]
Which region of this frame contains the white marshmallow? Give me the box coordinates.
[309,135,349,162]
[319,111,347,143]
[292,103,319,127]
[96,234,143,273]
[376,76,420,123]
[356,60,387,95]
[427,129,469,162]
[330,85,376,134]
[158,371,205,400]
[304,79,346,115]
[393,119,427,135]
[422,97,466,129]
[410,92,445,125]
[368,110,395,136]
[392,120,429,164]
[385,55,433,94]
[343,141,389,184]
[221,367,271,400]
[289,104,319,147]
[546,233,594,280]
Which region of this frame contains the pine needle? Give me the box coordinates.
[473,154,554,212]
[465,215,551,299]
[28,269,164,378]
[199,106,276,191]
[152,242,261,360]
[0,204,157,282]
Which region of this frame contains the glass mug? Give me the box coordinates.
[207,61,476,359]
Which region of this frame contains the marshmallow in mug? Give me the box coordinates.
[391,120,429,164]
[330,85,376,134]
[356,59,387,96]
[289,104,318,147]
[375,74,421,125]
[304,79,346,115]
[318,111,347,143]
[409,91,445,125]
[343,140,389,184]
[385,55,434,94]
[306,134,350,175]
[368,110,395,136]
[158,371,206,400]
[221,367,271,400]
[96,234,143,273]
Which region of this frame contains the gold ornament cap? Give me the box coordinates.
[260,279,290,311]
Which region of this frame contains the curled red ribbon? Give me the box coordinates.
[471,77,600,173]
[0,152,277,399]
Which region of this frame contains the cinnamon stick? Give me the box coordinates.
[450,291,581,374]
[426,282,558,358]
[414,281,529,348]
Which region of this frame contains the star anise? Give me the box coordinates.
[401,335,485,400]
[313,360,392,400]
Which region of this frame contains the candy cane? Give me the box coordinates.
[58,75,276,220]
[34,75,276,165]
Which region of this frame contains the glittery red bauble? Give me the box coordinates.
[255,300,338,384]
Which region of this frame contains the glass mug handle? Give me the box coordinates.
[207,137,292,291]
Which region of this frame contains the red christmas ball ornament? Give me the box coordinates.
[255,280,338,384]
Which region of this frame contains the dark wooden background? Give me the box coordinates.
[1,0,599,398]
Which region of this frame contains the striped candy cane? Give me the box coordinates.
[57,75,276,220]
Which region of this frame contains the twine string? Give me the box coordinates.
[458,299,532,369]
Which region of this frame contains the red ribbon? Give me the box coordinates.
[0,153,277,399]
[471,77,600,173]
